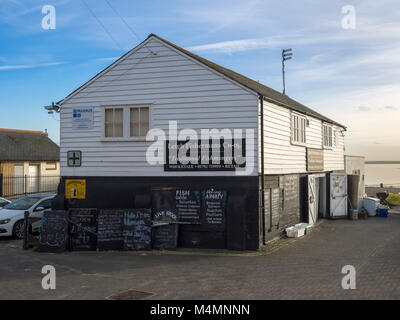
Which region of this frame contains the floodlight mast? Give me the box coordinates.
[282,48,293,95]
[44,101,60,114]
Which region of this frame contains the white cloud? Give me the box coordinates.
[0,62,66,71]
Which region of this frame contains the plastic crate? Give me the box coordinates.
[378,208,389,218]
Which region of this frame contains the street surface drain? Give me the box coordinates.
[107,289,153,300]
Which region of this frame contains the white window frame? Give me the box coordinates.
[323,123,333,149]
[291,112,307,146]
[101,105,152,141]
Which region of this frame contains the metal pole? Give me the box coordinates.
[260,96,266,246]
[23,211,29,250]
[282,54,286,95]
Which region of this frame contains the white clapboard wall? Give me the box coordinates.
[60,36,259,177]
[261,100,345,174]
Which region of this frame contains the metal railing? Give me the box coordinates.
[0,175,60,201]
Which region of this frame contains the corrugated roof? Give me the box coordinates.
[0,129,59,162]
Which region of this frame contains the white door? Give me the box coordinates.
[330,173,347,218]
[14,165,24,195]
[28,165,39,193]
[308,175,318,225]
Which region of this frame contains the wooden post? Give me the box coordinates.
[23,211,29,250]
[0,173,3,197]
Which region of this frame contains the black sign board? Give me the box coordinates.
[97,209,124,251]
[69,208,98,251]
[202,189,227,226]
[271,188,281,229]
[123,209,152,251]
[39,210,68,253]
[152,209,179,250]
[175,190,201,223]
[165,139,246,171]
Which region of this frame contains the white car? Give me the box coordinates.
[0,197,11,208]
[0,194,55,239]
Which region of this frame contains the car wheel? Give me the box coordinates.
[12,220,25,240]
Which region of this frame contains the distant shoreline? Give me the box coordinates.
[365,161,400,164]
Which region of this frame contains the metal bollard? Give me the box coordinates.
[23,211,29,250]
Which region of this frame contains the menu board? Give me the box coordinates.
[39,210,69,253]
[152,209,178,250]
[97,209,124,251]
[69,208,98,251]
[280,175,300,227]
[271,188,281,229]
[202,189,227,225]
[123,209,152,251]
[264,188,271,230]
[175,190,201,223]
[280,175,299,208]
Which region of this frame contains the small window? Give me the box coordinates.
[291,113,306,145]
[130,107,149,137]
[323,124,333,148]
[105,108,123,137]
[46,162,57,171]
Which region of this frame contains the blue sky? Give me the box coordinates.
[0,0,399,160]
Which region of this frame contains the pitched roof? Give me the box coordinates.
[59,34,345,129]
[0,129,59,162]
[149,34,345,129]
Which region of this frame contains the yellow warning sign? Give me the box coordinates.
[65,179,86,199]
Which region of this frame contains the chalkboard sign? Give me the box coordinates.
[202,189,227,225]
[69,208,97,251]
[176,190,201,223]
[123,209,152,251]
[280,175,299,208]
[279,175,300,227]
[153,210,178,250]
[39,210,68,253]
[97,210,124,251]
[264,188,271,230]
[271,188,281,229]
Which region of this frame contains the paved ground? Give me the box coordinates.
[0,213,399,300]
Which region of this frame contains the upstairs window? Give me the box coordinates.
[323,124,333,148]
[130,107,149,137]
[105,108,123,137]
[291,113,306,145]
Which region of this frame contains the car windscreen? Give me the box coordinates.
[0,199,9,207]
[3,197,41,210]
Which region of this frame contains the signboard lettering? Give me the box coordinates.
[165,139,246,171]
[202,189,227,225]
[175,190,201,223]
[72,107,94,130]
[307,148,324,172]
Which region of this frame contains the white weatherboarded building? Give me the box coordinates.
[56,34,346,250]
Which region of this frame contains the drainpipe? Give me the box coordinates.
[260,95,266,245]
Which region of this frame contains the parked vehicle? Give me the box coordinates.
[0,194,55,239]
[0,197,11,208]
